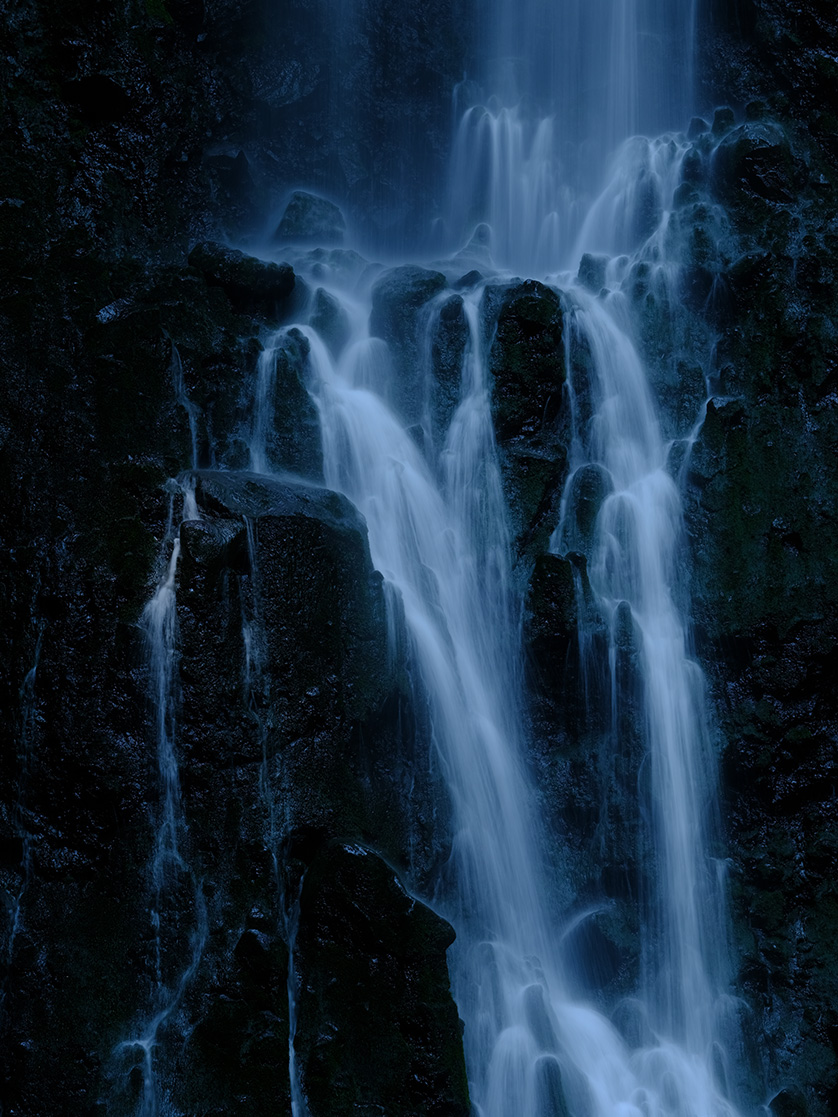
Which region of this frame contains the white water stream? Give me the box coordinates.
[261,250,741,1114]
[250,1,744,1113]
[119,3,748,1113]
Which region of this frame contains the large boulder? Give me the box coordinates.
[252,327,324,478]
[274,191,346,245]
[123,469,457,1112]
[188,241,296,321]
[294,842,470,1117]
[178,469,450,875]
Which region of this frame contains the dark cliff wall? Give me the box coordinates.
[691,3,838,1113]
[0,2,469,1113]
[1,0,836,1114]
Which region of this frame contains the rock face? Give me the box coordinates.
[295,843,469,1117]
[2,1,838,1116]
[681,114,838,1112]
[188,241,297,321]
[487,279,570,561]
[0,5,467,1107]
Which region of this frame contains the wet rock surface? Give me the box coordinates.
[0,4,465,1110]
[690,13,838,1107]
[294,842,469,1117]
[485,279,570,562]
[1,0,837,1114]
[188,241,296,322]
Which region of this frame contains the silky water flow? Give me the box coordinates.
[251,1,742,1114]
[123,1,751,1112]
[245,250,744,1116]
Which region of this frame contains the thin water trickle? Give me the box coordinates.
[115,479,208,1116]
[2,626,45,1016]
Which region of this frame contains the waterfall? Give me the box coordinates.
[552,287,739,1111]
[448,0,697,272]
[239,1,751,1113]
[240,258,739,1117]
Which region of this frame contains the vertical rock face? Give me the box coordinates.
[0,3,469,1104]
[294,843,469,1117]
[682,7,838,1112]
[178,471,412,849]
[487,280,570,562]
[681,138,838,1111]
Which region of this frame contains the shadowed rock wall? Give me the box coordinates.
[0,2,469,1112]
[1,1,837,1114]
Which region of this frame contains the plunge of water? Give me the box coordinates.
[240,231,740,1117]
[111,2,751,1112]
[447,0,697,273]
[244,1,748,1113]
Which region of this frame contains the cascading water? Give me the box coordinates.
[552,286,739,1110]
[448,0,697,272]
[107,1,748,1111]
[243,1,749,1114]
[246,244,738,1117]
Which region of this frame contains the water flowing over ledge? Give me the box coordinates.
[232,116,746,1105]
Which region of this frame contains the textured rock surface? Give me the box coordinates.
[691,7,838,1111]
[188,241,297,321]
[1,0,837,1114]
[0,3,466,1112]
[295,843,469,1117]
[486,279,570,562]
